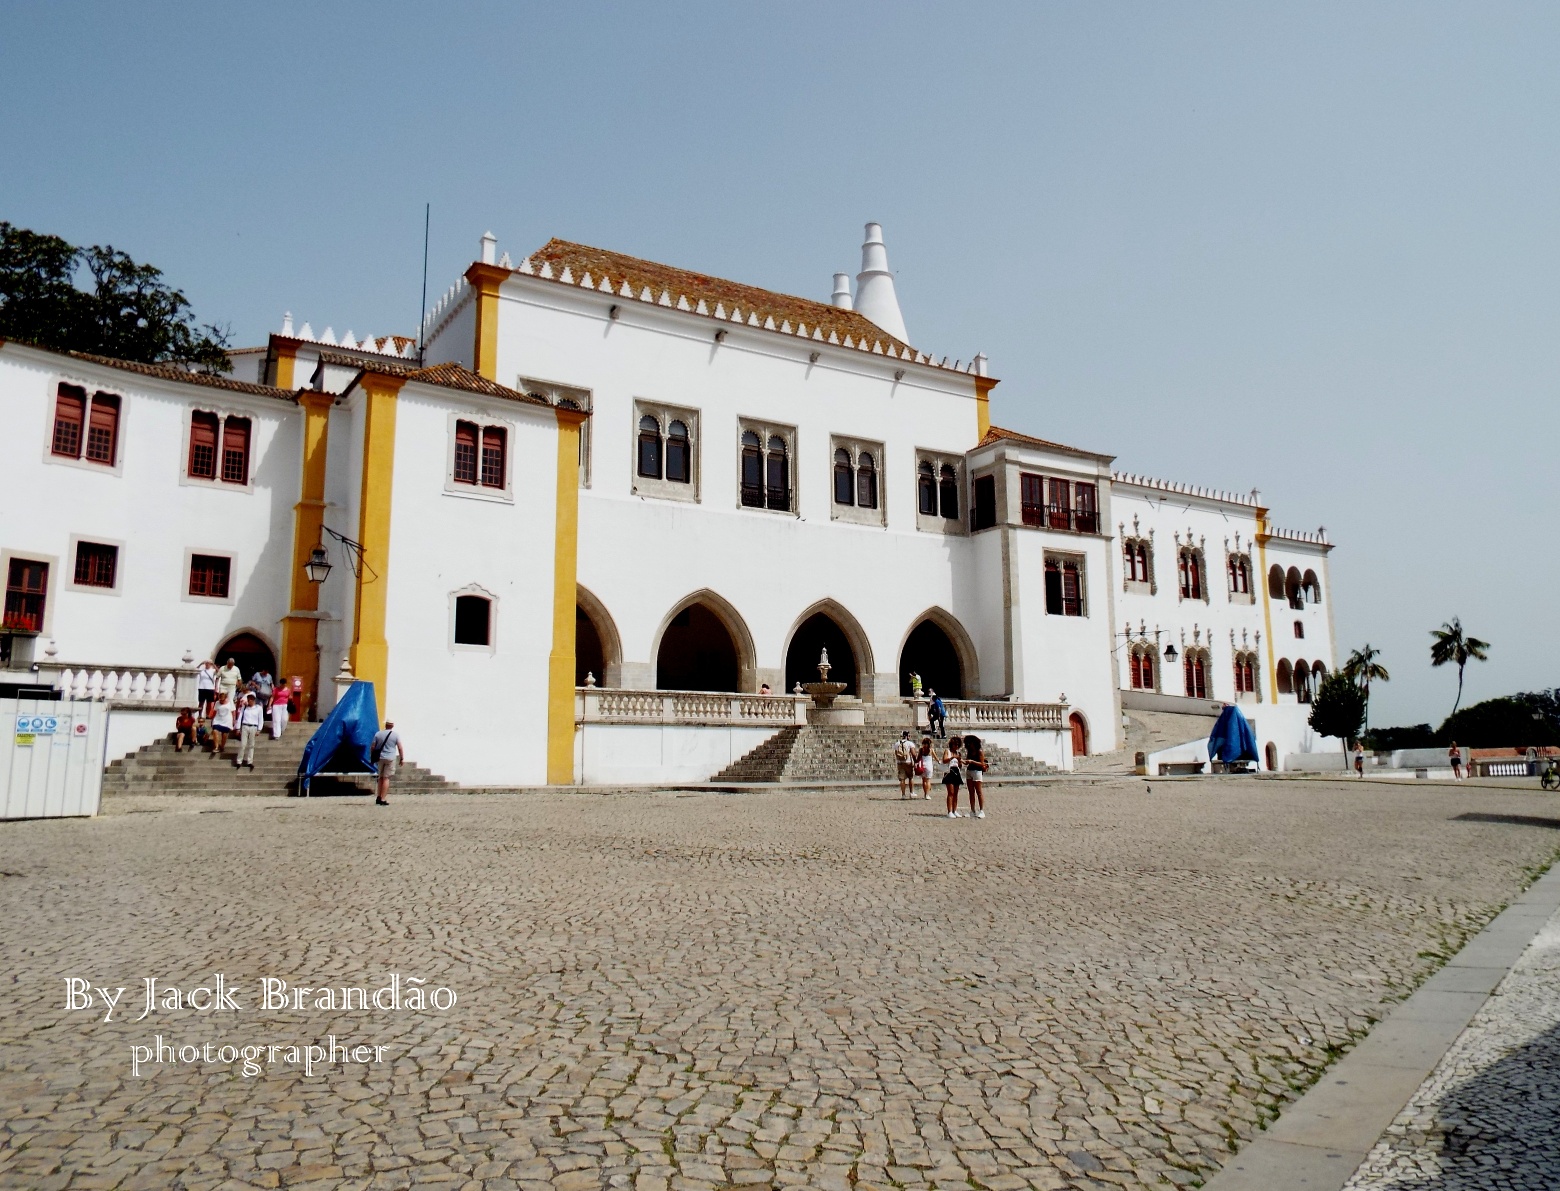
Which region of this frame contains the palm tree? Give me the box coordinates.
[1341,644,1390,734]
[1429,618,1490,718]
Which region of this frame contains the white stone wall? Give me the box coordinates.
[576,723,784,785]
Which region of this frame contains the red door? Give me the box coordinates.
[1069,712,1088,758]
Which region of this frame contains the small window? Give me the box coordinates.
[52,385,86,458]
[765,435,790,511]
[3,559,48,634]
[188,554,231,599]
[1047,478,1071,530]
[856,451,877,509]
[918,461,937,515]
[1294,620,1304,639]
[666,420,691,483]
[189,411,220,479]
[85,394,120,464]
[1183,653,1208,699]
[1179,549,1204,600]
[73,542,118,589]
[221,417,250,484]
[454,594,492,646]
[834,448,854,506]
[1044,558,1084,616]
[1074,483,1097,533]
[1020,473,1044,527]
[741,430,763,507]
[480,426,506,488]
[971,475,997,531]
[938,464,959,520]
[453,420,479,484]
[638,415,663,479]
[1124,540,1151,585]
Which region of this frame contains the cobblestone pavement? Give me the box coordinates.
[1344,905,1560,1189]
[3,779,1559,1191]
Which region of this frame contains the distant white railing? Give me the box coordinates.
[37,664,196,706]
[577,688,809,727]
[942,700,1066,731]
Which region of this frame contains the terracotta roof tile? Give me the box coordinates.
[521,238,917,357]
[359,359,551,407]
[978,425,1113,462]
[1,341,300,401]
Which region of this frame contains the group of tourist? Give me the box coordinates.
[171,657,294,768]
[893,730,987,818]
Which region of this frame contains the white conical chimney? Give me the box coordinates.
[853,222,908,343]
[830,273,853,310]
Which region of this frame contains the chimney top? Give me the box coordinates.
[480,231,497,265]
[854,222,908,343]
[830,273,853,310]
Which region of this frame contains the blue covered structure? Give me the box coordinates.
[1207,703,1259,768]
[296,680,379,795]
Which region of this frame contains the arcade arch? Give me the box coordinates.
[897,608,978,699]
[652,590,757,692]
[783,600,873,698]
[575,585,622,687]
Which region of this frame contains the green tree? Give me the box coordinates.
[1309,672,1367,758]
[1340,643,1390,734]
[0,221,229,371]
[1438,690,1560,749]
[1429,617,1490,719]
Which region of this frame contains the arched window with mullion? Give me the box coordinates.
[856,451,877,509]
[833,448,855,506]
[637,415,662,479]
[666,420,691,483]
[740,430,763,507]
[917,462,937,515]
[765,435,790,511]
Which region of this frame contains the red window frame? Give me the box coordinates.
[51,385,86,459]
[188,411,220,479]
[85,394,120,464]
[1046,478,1071,530]
[453,420,478,484]
[480,426,506,489]
[1184,654,1207,699]
[3,559,48,634]
[188,554,231,599]
[73,542,118,589]
[1020,473,1044,527]
[1074,483,1098,533]
[221,417,250,485]
[1179,550,1203,600]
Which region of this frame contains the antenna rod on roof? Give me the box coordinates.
[417,203,430,366]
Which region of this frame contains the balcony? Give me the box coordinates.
[1020,505,1099,535]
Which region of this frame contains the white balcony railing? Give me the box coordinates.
[577,688,809,727]
[36,663,197,706]
[942,700,1066,731]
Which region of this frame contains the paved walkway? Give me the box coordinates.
[2,778,1559,1190]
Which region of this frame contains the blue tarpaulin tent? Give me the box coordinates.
[296,680,379,795]
[1207,703,1259,766]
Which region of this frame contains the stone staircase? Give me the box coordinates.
[1073,708,1220,774]
[102,724,457,797]
[711,725,1056,784]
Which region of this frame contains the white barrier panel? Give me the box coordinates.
[1,699,107,819]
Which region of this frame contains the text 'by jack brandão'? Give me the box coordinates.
[64,973,458,1077]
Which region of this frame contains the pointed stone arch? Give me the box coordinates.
[575,584,623,687]
[781,599,876,700]
[896,606,980,699]
[651,588,758,692]
[215,628,279,680]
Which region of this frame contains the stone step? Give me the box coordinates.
[712,725,1057,783]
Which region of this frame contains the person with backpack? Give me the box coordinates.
[370,721,404,806]
[893,730,918,798]
[928,690,947,739]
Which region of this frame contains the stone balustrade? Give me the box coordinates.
[941,700,1066,731]
[38,664,197,707]
[577,687,810,727]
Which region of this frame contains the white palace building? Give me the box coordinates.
[0,224,1338,785]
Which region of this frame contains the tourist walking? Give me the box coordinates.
[195,660,217,718]
[1448,741,1463,780]
[235,694,264,768]
[941,735,964,818]
[210,692,235,756]
[928,690,947,739]
[216,657,243,706]
[371,720,403,806]
[269,682,291,739]
[917,736,934,798]
[253,667,275,707]
[963,733,987,817]
[173,707,196,753]
[893,730,917,798]
[1353,742,1365,778]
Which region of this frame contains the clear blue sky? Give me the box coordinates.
[4,2,1555,726]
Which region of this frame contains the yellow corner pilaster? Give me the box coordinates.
[350,373,403,719]
[974,376,996,440]
[547,407,589,784]
[1255,510,1278,703]
[465,263,508,381]
[279,391,334,718]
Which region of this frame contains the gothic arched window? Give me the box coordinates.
[938,464,959,520]
[856,451,877,509]
[834,448,855,506]
[665,420,691,483]
[917,462,937,515]
[638,415,663,479]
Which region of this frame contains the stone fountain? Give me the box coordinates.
[797,647,863,726]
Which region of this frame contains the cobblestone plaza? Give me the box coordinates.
[3,780,1558,1190]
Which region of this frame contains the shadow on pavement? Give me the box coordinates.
[1452,812,1560,831]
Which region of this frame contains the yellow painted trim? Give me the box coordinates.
[1255,510,1279,702]
[350,373,404,719]
[547,406,589,784]
[279,391,333,718]
[465,263,508,381]
[974,376,997,440]
[273,346,297,391]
